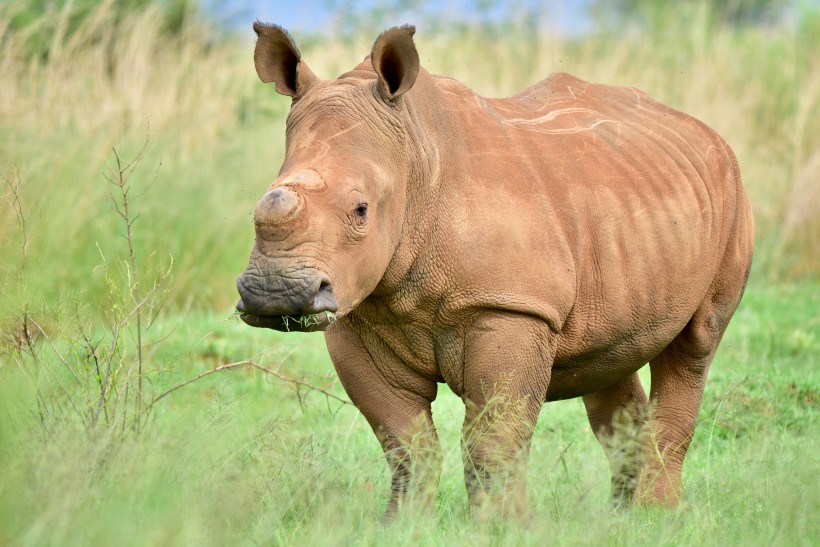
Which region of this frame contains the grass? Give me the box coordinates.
[0,2,818,316]
[0,286,817,545]
[0,1,818,545]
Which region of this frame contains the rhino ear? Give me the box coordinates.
[253,22,317,98]
[371,25,419,101]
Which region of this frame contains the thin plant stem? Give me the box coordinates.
[149,359,353,410]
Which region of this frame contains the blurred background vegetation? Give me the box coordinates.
[0,2,816,545]
[1,0,818,319]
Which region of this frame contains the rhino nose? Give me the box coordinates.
[254,187,303,228]
[235,274,339,317]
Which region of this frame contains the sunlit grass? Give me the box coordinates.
[0,285,817,545]
[1,2,818,319]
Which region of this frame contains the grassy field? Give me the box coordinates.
[1,1,818,545]
[0,287,816,545]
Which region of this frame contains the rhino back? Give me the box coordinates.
[424,72,745,387]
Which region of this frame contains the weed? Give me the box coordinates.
[0,142,173,438]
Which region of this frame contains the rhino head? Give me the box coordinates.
[236,23,422,332]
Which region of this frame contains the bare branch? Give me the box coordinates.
[103,134,158,434]
[149,359,353,410]
[2,167,28,272]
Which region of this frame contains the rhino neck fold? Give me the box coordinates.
[375,69,453,298]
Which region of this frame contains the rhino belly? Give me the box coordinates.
[545,175,726,399]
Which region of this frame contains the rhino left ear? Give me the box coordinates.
[253,22,317,99]
[371,25,419,101]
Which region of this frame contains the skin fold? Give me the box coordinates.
[236,23,755,522]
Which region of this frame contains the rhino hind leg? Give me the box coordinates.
[582,372,649,507]
[638,278,750,505]
[638,321,721,506]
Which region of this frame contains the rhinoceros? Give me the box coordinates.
[236,23,754,520]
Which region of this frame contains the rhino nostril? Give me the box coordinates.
[312,279,338,313]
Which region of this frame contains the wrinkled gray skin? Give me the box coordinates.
[236,23,755,522]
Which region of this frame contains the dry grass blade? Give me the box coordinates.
[1,168,28,270]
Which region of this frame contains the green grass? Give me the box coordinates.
[1,2,818,318]
[0,285,817,545]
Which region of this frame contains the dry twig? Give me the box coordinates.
[149,359,353,410]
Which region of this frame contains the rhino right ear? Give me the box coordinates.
[253,22,317,98]
[371,25,419,101]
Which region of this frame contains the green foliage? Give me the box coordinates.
[322,0,543,40]
[0,142,172,439]
[3,0,199,60]
[590,0,789,27]
[0,286,817,544]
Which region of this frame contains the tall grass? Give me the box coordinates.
[0,286,816,545]
[1,1,818,320]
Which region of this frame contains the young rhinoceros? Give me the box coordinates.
[236,23,754,521]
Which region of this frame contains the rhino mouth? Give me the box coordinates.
[238,310,337,332]
[235,273,340,332]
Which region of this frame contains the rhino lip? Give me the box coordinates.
[238,310,337,332]
[235,276,340,332]
[235,298,339,332]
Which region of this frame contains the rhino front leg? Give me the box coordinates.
[582,372,649,508]
[460,313,555,518]
[379,412,441,520]
[325,320,441,523]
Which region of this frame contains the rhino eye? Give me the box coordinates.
[354,203,368,218]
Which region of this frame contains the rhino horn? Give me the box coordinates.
[253,186,303,229]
